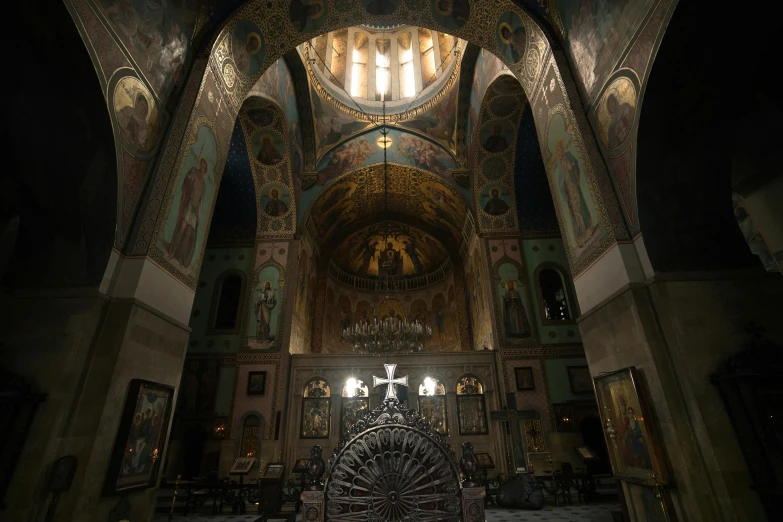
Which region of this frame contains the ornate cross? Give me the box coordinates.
[373,364,408,403]
[490,392,540,474]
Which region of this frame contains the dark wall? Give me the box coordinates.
[636,1,777,272]
[0,2,117,288]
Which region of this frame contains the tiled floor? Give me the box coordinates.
[486,503,619,522]
[154,503,620,522]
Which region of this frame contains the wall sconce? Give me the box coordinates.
[214,423,226,439]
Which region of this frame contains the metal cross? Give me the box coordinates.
[490,392,540,474]
[373,364,408,403]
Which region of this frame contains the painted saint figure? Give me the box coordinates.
[339,306,351,342]
[378,242,402,276]
[403,240,424,274]
[484,188,510,215]
[257,135,283,165]
[166,157,208,268]
[606,92,634,149]
[264,189,288,216]
[499,22,527,63]
[503,281,531,338]
[483,124,509,152]
[554,138,595,247]
[117,92,151,151]
[255,281,277,342]
[290,0,324,32]
[234,32,262,76]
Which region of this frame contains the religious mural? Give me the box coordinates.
[480,185,512,216]
[157,124,218,276]
[232,20,266,77]
[496,11,527,64]
[247,265,282,349]
[596,76,637,150]
[495,262,534,344]
[289,0,329,34]
[251,130,285,166]
[466,49,511,169]
[464,243,493,350]
[546,113,603,255]
[311,87,372,158]
[397,83,459,152]
[557,0,655,98]
[97,0,197,103]
[113,76,160,154]
[260,185,291,217]
[332,222,448,278]
[431,0,471,30]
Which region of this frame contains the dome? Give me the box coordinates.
[302,26,464,117]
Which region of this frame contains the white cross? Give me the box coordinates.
[373,364,408,403]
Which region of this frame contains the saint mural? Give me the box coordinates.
[598,77,637,149]
[254,132,284,165]
[261,186,291,217]
[289,0,327,33]
[164,145,212,271]
[232,20,265,77]
[255,281,277,343]
[554,138,595,247]
[114,77,159,153]
[496,11,527,64]
[317,138,375,185]
[502,281,531,338]
[482,187,511,216]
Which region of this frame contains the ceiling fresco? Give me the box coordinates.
[332,221,449,278]
[306,163,469,248]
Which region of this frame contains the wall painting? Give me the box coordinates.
[247,265,282,350]
[113,76,160,154]
[596,76,637,150]
[496,261,534,344]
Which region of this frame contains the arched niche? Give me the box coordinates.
[207,269,247,334]
[533,261,578,324]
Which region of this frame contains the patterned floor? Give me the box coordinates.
[153,503,620,522]
[486,503,620,522]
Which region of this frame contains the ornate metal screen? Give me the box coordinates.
[324,402,462,522]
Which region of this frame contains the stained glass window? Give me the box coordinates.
[418,377,448,435]
[341,378,369,436]
[301,379,331,439]
[456,376,488,435]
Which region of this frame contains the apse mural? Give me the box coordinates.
[247,265,282,350]
[495,261,534,343]
[496,11,527,64]
[113,76,160,154]
[289,0,329,33]
[260,184,291,217]
[157,124,218,276]
[431,0,471,30]
[96,0,197,102]
[596,76,637,150]
[232,20,266,77]
[558,0,655,97]
[331,222,448,278]
[546,113,603,254]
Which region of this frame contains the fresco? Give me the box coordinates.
[232,20,266,77]
[496,11,527,64]
[313,129,459,189]
[113,76,159,154]
[398,83,459,152]
[490,95,521,118]
[464,244,493,350]
[289,0,329,33]
[332,222,448,277]
[244,98,277,127]
[158,125,217,275]
[496,262,533,342]
[431,291,458,345]
[97,0,197,102]
[480,119,514,153]
[260,184,291,217]
[558,0,655,97]
[312,87,371,158]
[480,185,512,216]
[431,0,471,30]
[597,76,637,150]
[251,130,285,166]
[482,156,507,180]
[362,0,400,15]
[466,49,511,168]
[248,265,281,350]
[547,113,602,253]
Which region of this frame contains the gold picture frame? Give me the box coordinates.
[593,367,668,485]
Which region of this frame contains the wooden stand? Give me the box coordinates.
[228,458,256,515]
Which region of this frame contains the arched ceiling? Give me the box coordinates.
[306,163,469,249]
[332,221,449,278]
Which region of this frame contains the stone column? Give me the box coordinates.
[0,255,195,522]
[578,270,783,522]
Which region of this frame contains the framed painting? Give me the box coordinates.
[300,397,331,439]
[293,458,310,473]
[568,366,593,394]
[474,452,495,470]
[574,446,599,461]
[263,463,284,478]
[247,371,267,395]
[418,395,448,435]
[594,367,669,485]
[340,397,369,437]
[103,379,174,495]
[515,366,535,390]
[229,457,256,475]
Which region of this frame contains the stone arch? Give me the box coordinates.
[105,0,628,298]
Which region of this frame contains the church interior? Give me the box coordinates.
[1,1,782,522]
